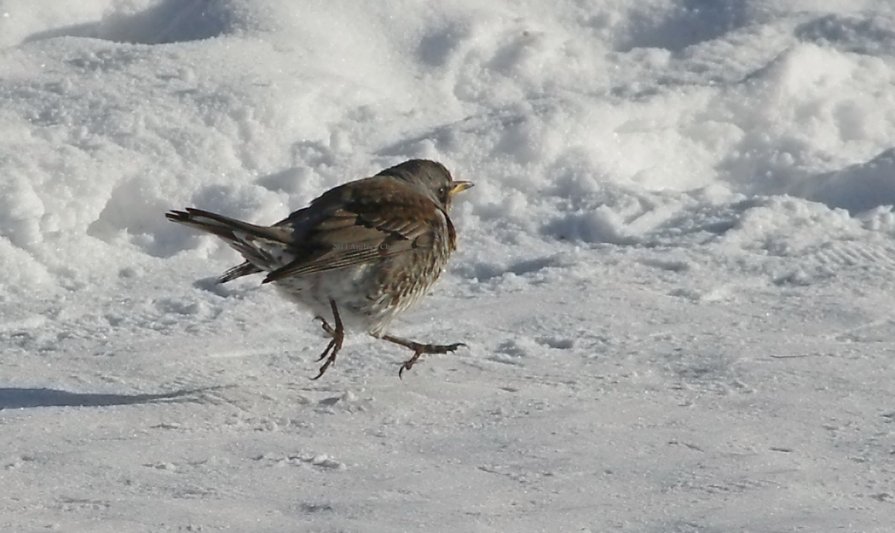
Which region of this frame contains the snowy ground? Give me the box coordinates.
[2,0,895,531]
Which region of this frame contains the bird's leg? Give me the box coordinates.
[311,299,344,380]
[379,334,466,378]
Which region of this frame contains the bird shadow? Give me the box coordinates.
[0,386,217,410]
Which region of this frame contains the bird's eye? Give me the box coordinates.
[438,186,448,198]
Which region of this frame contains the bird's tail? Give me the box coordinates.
[165,208,264,240]
[165,208,291,283]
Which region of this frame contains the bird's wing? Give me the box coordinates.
[263,179,451,283]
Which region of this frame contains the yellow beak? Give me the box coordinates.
[449,181,474,196]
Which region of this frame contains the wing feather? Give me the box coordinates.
[262,179,447,283]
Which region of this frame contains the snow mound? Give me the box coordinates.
[4,1,895,531]
[791,148,895,213]
[796,11,895,55]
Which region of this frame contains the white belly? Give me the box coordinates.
[272,264,396,334]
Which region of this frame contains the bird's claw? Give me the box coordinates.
[397,341,467,379]
[315,316,336,337]
[310,300,344,380]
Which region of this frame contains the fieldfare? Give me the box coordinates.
[166,159,473,379]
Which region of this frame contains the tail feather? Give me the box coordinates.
[218,261,263,283]
[166,207,292,283]
[165,208,284,242]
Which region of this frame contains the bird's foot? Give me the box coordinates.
[311,300,344,380]
[314,316,336,337]
[398,342,466,378]
[312,335,343,380]
[379,334,466,378]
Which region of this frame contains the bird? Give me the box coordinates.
[165,159,474,379]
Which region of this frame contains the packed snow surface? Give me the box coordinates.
[2,0,895,531]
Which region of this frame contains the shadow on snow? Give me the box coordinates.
[0,386,214,410]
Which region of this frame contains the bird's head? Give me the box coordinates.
[378,159,474,210]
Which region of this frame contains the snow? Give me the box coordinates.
[2,0,895,530]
